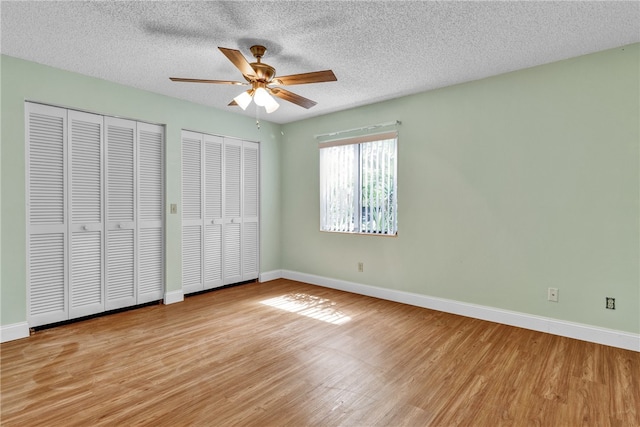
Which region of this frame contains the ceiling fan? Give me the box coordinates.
[170,45,337,113]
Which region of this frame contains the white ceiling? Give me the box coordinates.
[2,1,639,124]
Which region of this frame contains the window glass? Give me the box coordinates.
[320,135,397,235]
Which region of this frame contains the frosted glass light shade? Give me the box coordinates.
[253,87,271,107]
[234,91,252,110]
[264,96,280,113]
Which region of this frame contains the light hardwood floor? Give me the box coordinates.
[1,279,639,426]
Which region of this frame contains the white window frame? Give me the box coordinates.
[319,131,398,236]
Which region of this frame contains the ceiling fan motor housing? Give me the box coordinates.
[247,62,276,83]
[246,45,275,82]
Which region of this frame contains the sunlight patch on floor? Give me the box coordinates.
[261,293,352,325]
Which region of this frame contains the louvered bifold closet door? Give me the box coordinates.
[204,135,224,289]
[182,131,204,294]
[26,103,69,327]
[105,117,137,310]
[242,141,260,281]
[137,123,165,303]
[223,139,243,285]
[68,110,104,319]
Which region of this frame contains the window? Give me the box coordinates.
[320,131,397,235]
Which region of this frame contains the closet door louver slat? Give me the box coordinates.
[223,223,242,282]
[28,233,66,320]
[139,228,164,300]
[28,113,66,225]
[106,229,135,303]
[182,225,202,290]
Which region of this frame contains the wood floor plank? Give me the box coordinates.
[1,279,639,426]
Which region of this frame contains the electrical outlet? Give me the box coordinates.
[547,287,559,302]
[606,297,615,310]
[358,262,363,272]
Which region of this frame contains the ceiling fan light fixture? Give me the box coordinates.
[264,96,280,114]
[171,45,336,112]
[234,90,253,110]
[253,87,272,107]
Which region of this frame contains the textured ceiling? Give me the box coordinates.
[2,1,639,124]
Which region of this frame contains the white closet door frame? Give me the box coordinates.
[26,103,69,327]
[68,110,105,319]
[105,117,137,310]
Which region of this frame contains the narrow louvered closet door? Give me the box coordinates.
[137,123,165,303]
[68,110,104,319]
[182,131,204,294]
[204,135,224,289]
[242,141,260,280]
[26,103,68,327]
[105,117,136,310]
[223,139,243,285]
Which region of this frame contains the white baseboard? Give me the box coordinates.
[259,270,283,283]
[164,289,184,305]
[1,322,30,343]
[282,270,640,352]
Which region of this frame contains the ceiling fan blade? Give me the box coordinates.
[269,88,317,109]
[228,100,238,106]
[218,47,256,78]
[272,70,337,86]
[170,77,247,85]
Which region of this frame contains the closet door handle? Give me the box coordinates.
[82,225,88,231]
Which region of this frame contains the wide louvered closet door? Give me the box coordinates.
[181,131,260,293]
[223,139,243,285]
[204,135,223,289]
[27,102,166,328]
[105,117,136,310]
[137,123,165,303]
[242,141,260,280]
[182,131,204,294]
[68,110,104,319]
[26,103,68,327]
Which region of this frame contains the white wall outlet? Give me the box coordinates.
[548,287,559,302]
[606,297,615,310]
[358,262,364,272]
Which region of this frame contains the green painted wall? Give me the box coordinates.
[281,44,639,334]
[0,55,282,326]
[2,44,639,336]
